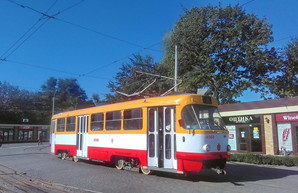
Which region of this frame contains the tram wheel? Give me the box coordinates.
[139,166,152,175]
[61,152,67,160]
[115,159,125,170]
[73,156,79,162]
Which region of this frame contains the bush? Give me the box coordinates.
[228,153,298,167]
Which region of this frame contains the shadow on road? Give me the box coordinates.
[151,162,298,185]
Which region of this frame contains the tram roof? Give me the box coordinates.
[52,94,217,118]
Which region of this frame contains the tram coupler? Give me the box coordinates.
[211,167,227,175]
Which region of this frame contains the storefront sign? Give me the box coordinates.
[276,113,298,122]
[222,115,260,125]
[277,123,293,153]
[226,125,237,151]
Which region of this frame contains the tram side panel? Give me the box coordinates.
[87,133,147,164]
[54,133,77,156]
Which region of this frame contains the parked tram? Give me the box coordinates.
[50,94,230,175]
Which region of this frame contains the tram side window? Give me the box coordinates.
[106,111,121,130]
[66,116,76,132]
[124,108,142,130]
[91,113,104,131]
[57,118,65,132]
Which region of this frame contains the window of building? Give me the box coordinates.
[66,116,76,132]
[91,113,104,131]
[57,118,65,132]
[123,108,142,130]
[106,111,121,130]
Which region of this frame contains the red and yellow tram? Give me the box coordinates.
[50,94,230,175]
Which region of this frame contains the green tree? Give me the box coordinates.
[106,54,159,102]
[0,81,48,124]
[161,4,279,104]
[267,37,298,97]
[40,77,89,113]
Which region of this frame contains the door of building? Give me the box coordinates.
[238,125,262,152]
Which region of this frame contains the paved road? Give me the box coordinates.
[0,143,297,193]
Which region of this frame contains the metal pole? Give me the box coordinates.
[174,45,178,92]
[52,90,57,116]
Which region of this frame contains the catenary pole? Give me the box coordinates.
[174,45,178,92]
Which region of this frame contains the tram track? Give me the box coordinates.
[0,162,101,193]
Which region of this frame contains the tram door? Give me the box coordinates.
[77,115,88,157]
[51,119,56,154]
[148,107,176,169]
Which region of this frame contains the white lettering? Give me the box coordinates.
[229,116,254,123]
[282,115,298,121]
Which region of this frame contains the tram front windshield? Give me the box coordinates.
[182,105,226,130]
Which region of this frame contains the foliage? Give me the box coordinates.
[0,81,48,124]
[161,4,280,104]
[106,54,160,102]
[229,153,298,167]
[265,37,298,98]
[0,78,92,124]
[40,77,91,112]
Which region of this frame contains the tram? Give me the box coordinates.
[50,94,230,175]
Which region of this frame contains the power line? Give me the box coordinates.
[5,59,110,80]
[1,0,86,64]
[6,0,161,53]
[55,17,160,52]
[4,0,162,80]
[0,0,58,64]
[241,0,255,7]
[0,1,58,60]
[79,41,162,76]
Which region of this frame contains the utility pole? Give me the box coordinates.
[52,90,57,116]
[174,45,178,92]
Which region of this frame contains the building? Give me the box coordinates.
[219,96,298,155]
[0,124,50,143]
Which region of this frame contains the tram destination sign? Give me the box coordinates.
[222,115,260,125]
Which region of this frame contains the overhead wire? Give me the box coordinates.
[79,41,162,77]
[4,0,163,89]
[1,0,86,64]
[5,59,110,80]
[241,0,255,7]
[0,0,58,64]
[6,0,161,53]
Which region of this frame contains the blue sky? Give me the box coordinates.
[0,0,297,102]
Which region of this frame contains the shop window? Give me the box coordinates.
[91,113,104,131]
[123,108,142,130]
[57,118,65,132]
[66,116,76,132]
[18,130,32,140]
[106,111,121,130]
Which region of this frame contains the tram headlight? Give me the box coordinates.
[202,144,211,152]
[227,145,231,151]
